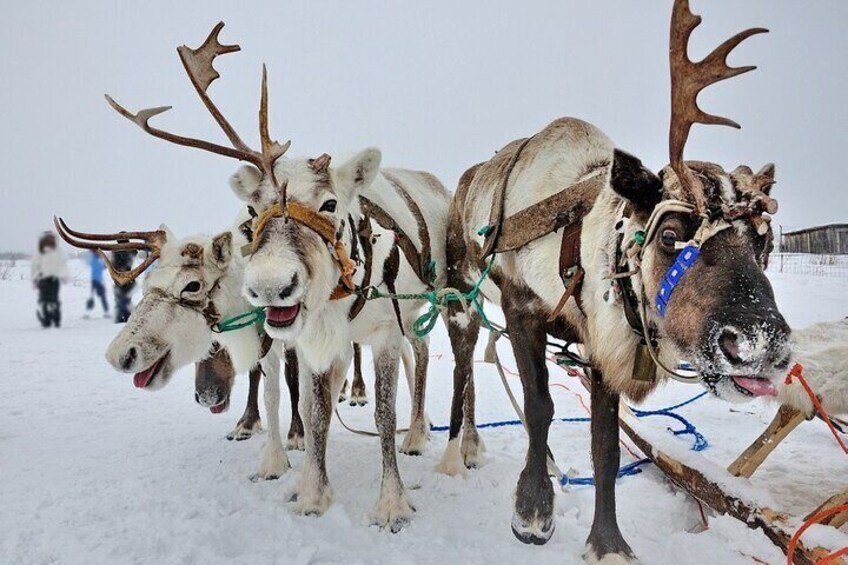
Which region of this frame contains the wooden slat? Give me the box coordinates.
[727,404,807,478]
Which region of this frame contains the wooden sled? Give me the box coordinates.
[618,406,848,564]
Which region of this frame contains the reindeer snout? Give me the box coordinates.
[106,343,139,372]
[715,316,791,371]
[244,271,302,306]
[195,387,225,408]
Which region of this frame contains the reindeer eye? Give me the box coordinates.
[320,199,337,213]
[661,229,680,248]
[182,281,202,294]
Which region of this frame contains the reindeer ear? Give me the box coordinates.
[756,163,776,195]
[334,148,382,206]
[610,149,663,216]
[229,165,263,202]
[211,232,232,269]
[159,224,175,242]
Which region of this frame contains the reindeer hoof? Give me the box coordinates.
[249,473,279,482]
[286,433,305,451]
[226,417,263,441]
[370,494,416,533]
[349,394,368,407]
[511,513,554,545]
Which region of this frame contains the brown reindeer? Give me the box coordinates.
[437,1,789,562]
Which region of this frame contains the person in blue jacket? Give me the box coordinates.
[85,250,109,318]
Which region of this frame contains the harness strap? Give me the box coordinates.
[382,171,435,286]
[253,201,356,298]
[481,135,536,258]
[359,196,433,288]
[347,214,374,321]
[493,172,605,254]
[383,242,406,337]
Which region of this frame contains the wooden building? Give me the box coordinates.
[780,224,848,254]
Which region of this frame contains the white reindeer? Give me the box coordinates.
[93,23,441,512]
[55,216,301,480]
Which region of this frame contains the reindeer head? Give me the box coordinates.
[231,149,381,340]
[55,218,238,391]
[609,0,790,402]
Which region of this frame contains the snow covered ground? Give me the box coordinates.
[1,259,846,564]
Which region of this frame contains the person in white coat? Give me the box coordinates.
[31,231,69,328]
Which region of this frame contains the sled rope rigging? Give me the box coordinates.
[781,363,848,565]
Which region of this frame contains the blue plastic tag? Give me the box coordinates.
[655,246,701,317]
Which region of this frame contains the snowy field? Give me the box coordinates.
[1,259,846,565]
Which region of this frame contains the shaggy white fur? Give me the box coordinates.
[773,319,848,416]
[234,148,450,529]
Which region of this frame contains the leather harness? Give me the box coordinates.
[479,135,607,321]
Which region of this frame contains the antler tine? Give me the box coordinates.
[54,217,165,286]
[176,21,250,153]
[259,64,292,207]
[54,216,166,246]
[669,0,768,211]
[105,95,264,168]
[258,64,291,164]
[102,251,161,288]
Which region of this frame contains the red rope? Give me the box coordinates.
[783,363,848,565]
[784,364,848,455]
[786,503,848,565]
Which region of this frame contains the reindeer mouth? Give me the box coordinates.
[730,375,777,397]
[133,352,170,389]
[209,397,230,414]
[266,304,301,328]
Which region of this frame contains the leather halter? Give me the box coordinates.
[252,201,356,300]
[146,275,225,328]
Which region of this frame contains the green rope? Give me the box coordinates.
[211,225,498,338]
[369,253,497,337]
[212,307,266,333]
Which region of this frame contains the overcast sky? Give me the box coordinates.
[1,1,846,253]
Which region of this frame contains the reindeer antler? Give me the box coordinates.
[54,217,166,287]
[106,22,290,199]
[669,0,768,211]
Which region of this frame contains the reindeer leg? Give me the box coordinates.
[461,369,485,468]
[370,334,416,532]
[584,368,636,563]
[349,343,369,406]
[227,366,263,441]
[293,354,346,516]
[254,349,290,480]
[435,301,480,476]
[284,347,305,451]
[502,298,555,545]
[400,335,430,456]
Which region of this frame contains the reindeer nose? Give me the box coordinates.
[120,347,138,371]
[245,273,300,304]
[716,318,791,369]
[718,329,742,365]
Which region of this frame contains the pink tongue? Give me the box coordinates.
[209,403,227,414]
[267,305,299,323]
[133,363,158,389]
[732,376,778,397]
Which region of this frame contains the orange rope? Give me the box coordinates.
[783,363,848,565]
[786,503,848,565]
[784,364,848,455]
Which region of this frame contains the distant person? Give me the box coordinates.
[112,241,137,324]
[85,250,109,318]
[31,231,68,328]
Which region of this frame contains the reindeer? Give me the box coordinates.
[89,25,443,528]
[437,1,790,561]
[55,218,305,479]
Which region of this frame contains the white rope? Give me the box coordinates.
[485,331,569,483]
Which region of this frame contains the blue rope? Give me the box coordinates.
[560,458,652,487]
[428,391,709,486]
